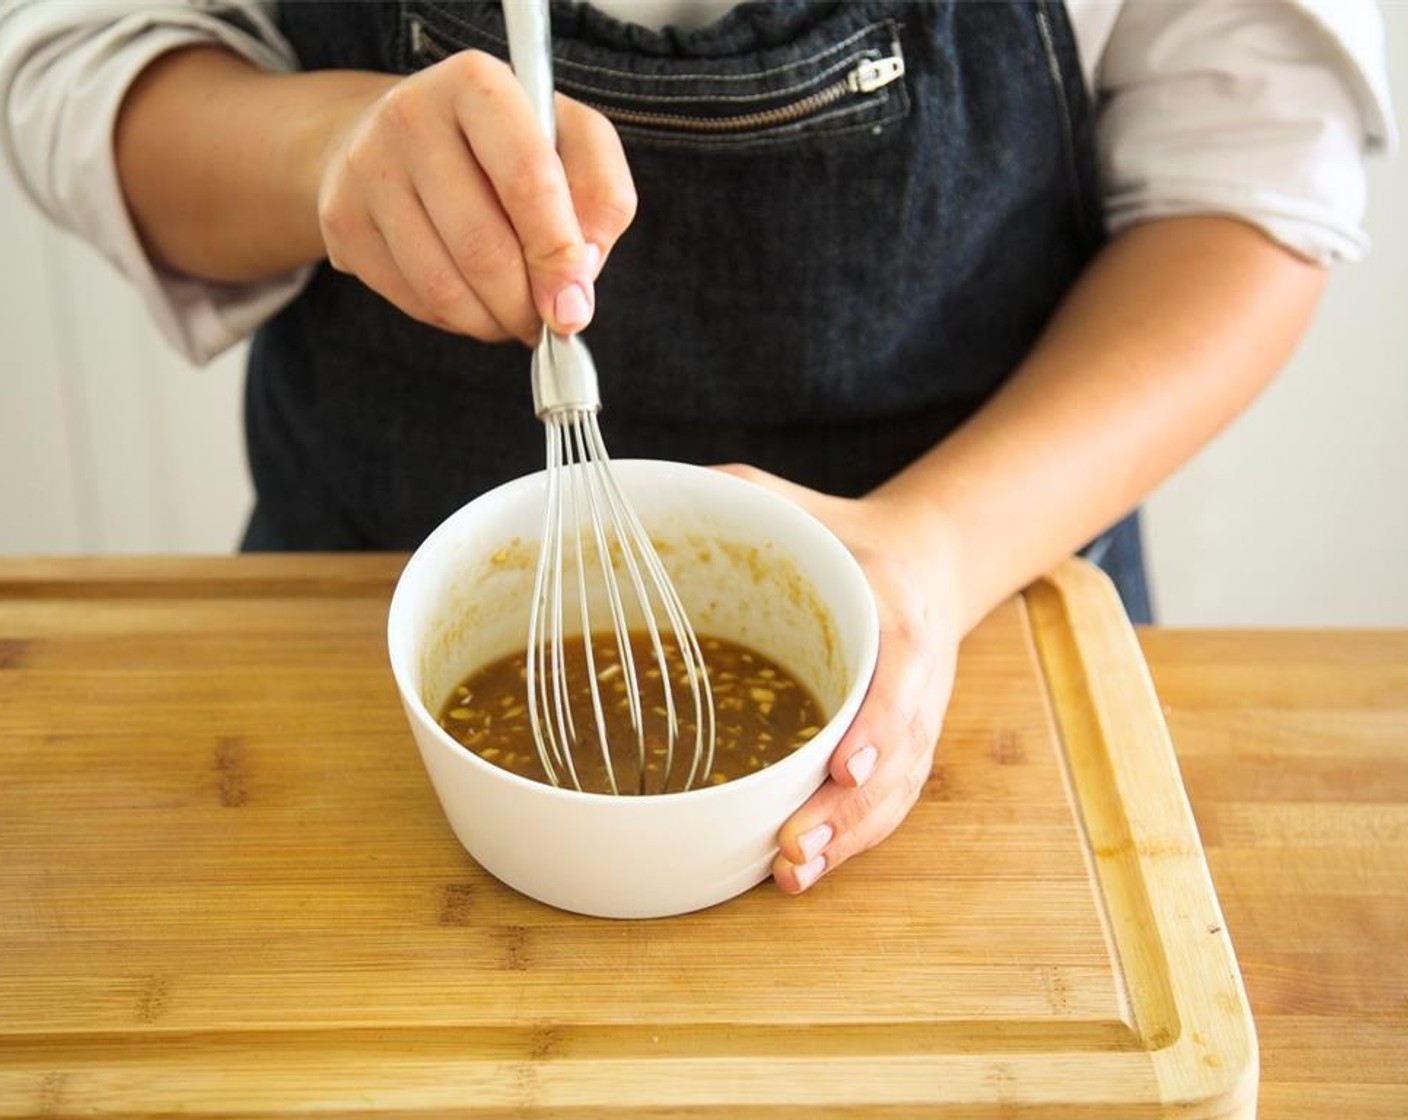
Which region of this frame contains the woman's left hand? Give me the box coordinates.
[713,465,963,894]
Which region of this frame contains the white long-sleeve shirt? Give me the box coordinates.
[0,0,1396,364]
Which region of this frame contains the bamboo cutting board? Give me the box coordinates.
[0,557,1254,1117]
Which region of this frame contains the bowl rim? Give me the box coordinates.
[387,459,880,806]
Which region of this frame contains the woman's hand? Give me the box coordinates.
[115,46,636,338]
[317,49,637,343]
[713,465,962,894]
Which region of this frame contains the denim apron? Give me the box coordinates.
[251,0,1152,622]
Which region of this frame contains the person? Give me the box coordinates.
[0,0,1395,895]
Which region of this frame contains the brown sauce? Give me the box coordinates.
[438,632,824,795]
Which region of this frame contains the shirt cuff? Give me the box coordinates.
[1096,1,1391,267]
[1104,184,1369,266]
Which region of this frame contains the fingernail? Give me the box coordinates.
[584,242,602,276]
[798,822,833,863]
[554,283,592,330]
[794,855,826,891]
[847,745,878,786]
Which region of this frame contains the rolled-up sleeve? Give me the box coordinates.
[0,0,309,363]
[1097,0,1397,265]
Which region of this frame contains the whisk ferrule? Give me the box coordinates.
[532,329,602,418]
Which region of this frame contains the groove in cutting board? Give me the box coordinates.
[0,556,1256,1117]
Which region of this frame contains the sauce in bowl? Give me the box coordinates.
[438,633,824,795]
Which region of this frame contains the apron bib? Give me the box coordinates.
[248,1,1150,620]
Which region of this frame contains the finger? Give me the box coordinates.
[368,177,516,340]
[772,751,932,895]
[406,126,539,344]
[775,598,947,863]
[825,751,933,870]
[775,690,936,867]
[555,96,637,264]
[323,204,455,331]
[447,51,595,332]
[826,609,944,790]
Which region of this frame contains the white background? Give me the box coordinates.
[1,5,1404,625]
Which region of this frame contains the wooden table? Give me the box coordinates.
[1,557,1404,1117]
[1137,628,1408,1119]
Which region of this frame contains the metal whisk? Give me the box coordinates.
[504,0,715,795]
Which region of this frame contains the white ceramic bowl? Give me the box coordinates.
[387,460,878,918]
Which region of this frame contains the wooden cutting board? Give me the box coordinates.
[0,556,1255,1118]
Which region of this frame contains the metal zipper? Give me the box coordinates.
[583,54,905,134]
[409,17,904,136]
[410,17,450,63]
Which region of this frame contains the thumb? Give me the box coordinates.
[527,240,600,335]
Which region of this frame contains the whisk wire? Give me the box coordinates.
[577,419,685,791]
[569,415,648,794]
[584,419,716,790]
[525,424,559,787]
[552,423,588,791]
[538,421,588,791]
[566,415,623,796]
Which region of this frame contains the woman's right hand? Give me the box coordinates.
[316,49,637,344]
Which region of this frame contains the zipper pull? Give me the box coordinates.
[849,54,905,95]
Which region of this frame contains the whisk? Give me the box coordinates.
[503,0,715,796]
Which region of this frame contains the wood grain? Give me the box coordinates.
[0,557,1261,1116]
[1141,627,1408,1120]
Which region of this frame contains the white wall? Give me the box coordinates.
[1,7,1405,624]
[0,170,251,555]
[1143,4,1408,624]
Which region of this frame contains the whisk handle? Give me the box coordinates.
[503,0,556,145]
[503,0,603,417]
